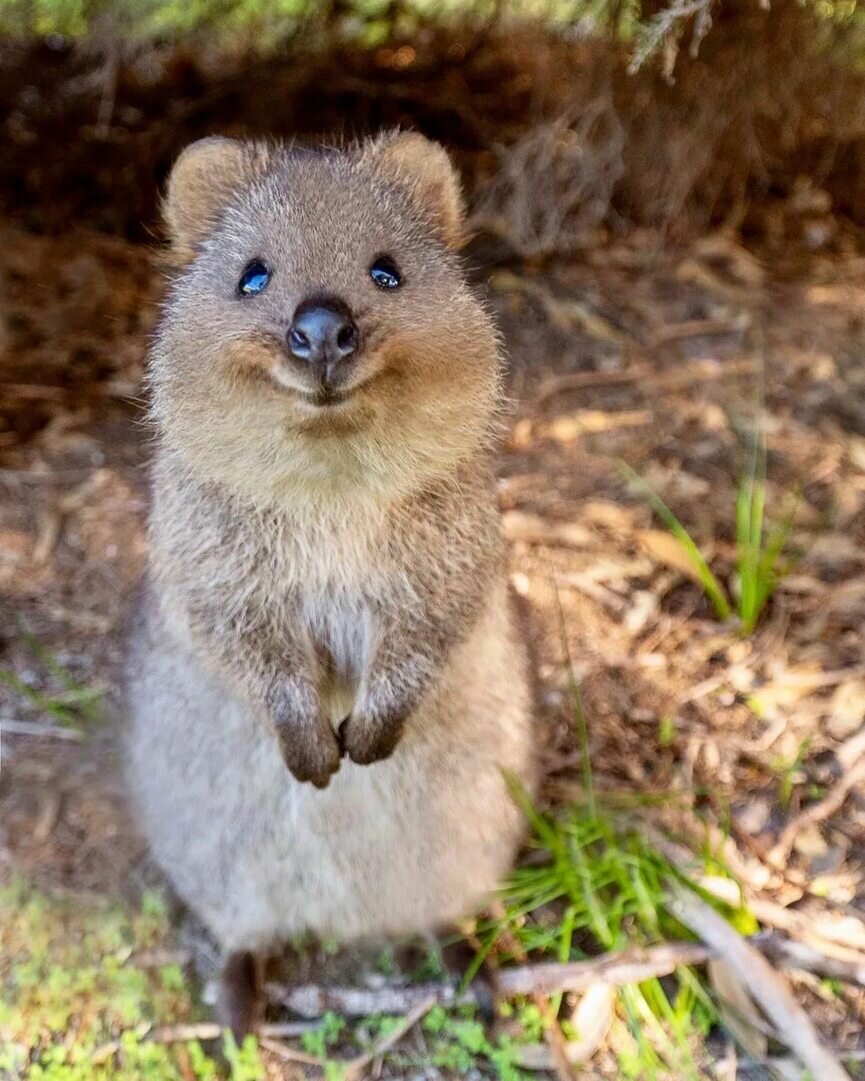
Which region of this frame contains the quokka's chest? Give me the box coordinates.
[260,535,399,683]
[299,590,372,678]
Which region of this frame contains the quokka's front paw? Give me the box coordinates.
[268,680,341,788]
[339,700,406,766]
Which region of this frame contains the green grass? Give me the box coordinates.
[620,433,794,634]
[0,878,264,1080]
[734,430,795,634]
[433,603,759,1080]
[462,783,754,1080]
[0,620,103,729]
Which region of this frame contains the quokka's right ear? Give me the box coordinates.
[163,137,275,261]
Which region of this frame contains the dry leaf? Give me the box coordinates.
[708,958,770,1060]
[580,500,642,531]
[516,983,615,1069]
[544,410,651,443]
[624,590,658,635]
[827,680,865,740]
[637,528,709,583]
[502,510,594,548]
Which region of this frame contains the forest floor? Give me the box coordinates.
[2,44,865,1081]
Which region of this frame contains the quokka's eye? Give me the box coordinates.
[237,261,271,297]
[369,256,402,290]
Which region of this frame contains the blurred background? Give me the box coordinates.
[2,2,865,1078]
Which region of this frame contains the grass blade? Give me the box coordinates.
[619,461,732,621]
[552,580,596,817]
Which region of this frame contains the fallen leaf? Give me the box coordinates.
[543,410,651,443]
[515,983,615,1069]
[637,528,711,584]
[502,511,594,548]
[827,680,865,740]
[708,958,770,1060]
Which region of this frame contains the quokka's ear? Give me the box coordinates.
[163,137,276,261]
[365,131,465,249]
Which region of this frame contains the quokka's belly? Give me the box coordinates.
[126,586,534,952]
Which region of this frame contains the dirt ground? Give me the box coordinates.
[2,40,865,1079]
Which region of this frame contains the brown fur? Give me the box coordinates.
[126,131,536,1031]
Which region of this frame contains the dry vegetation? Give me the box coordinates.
[2,2,865,1077]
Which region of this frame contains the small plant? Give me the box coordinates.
[771,736,812,809]
[0,878,261,1080]
[301,1011,348,1079]
[470,784,740,1080]
[734,429,794,634]
[620,432,794,634]
[450,614,758,1080]
[0,617,103,729]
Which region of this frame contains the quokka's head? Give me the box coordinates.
[150,132,502,504]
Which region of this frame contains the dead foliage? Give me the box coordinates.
[0,0,862,251]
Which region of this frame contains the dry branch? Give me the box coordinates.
[266,930,865,1020]
[258,1037,328,1068]
[341,995,437,1081]
[92,1020,318,1063]
[536,356,755,404]
[1,718,85,741]
[768,753,865,866]
[668,885,852,1081]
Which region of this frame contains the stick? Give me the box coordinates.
[267,933,865,1021]
[342,994,437,1081]
[536,357,755,404]
[749,897,865,960]
[668,885,851,1081]
[758,933,865,986]
[92,1020,321,1063]
[768,754,865,865]
[650,316,749,346]
[1,718,85,741]
[495,941,712,997]
[258,1037,327,1067]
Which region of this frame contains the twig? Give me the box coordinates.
[267,930,865,1022]
[0,718,85,741]
[92,1020,320,1063]
[748,897,865,958]
[757,932,865,987]
[668,884,852,1081]
[342,994,437,1081]
[536,356,755,404]
[536,365,652,401]
[768,753,865,865]
[266,980,473,1017]
[258,1036,328,1067]
[495,941,712,997]
[487,898,579,1081]
[649,315,749,346]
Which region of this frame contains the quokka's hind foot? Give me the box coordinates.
[217,950,262,1042]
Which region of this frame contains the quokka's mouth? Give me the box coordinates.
[295,387,353,408]
[268,366,355,407]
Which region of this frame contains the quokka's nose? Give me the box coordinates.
[288,301,358,375]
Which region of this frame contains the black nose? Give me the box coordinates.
[288,301,358,381]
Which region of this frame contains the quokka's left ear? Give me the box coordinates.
[364,130,465,250]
